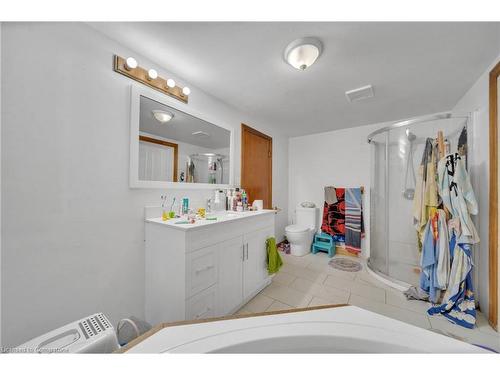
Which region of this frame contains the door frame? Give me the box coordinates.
[489,60,500,330]
[241,124,273,209]
[139,135,179,182]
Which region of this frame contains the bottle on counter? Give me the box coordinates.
[236,201,243,212]
[231,190,238,211]
[182,197,189,215]
[242,190,248,211]
[226,189,232,211]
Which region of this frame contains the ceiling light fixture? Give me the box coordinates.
[147,69,158,80]
[124,57,138,70]
[166,79,176,88]
[283,37,323,71]
[182,87,191,96]
[152,110,174,123]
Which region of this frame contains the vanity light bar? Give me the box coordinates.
[113,55,190,104]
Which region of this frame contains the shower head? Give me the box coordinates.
[405,128,417,142]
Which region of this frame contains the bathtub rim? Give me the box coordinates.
[116,303,348,353]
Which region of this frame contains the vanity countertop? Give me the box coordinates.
[146,209,276,231]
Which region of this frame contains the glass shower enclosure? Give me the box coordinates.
[367,112,472,288]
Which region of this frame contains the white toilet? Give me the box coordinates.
[285,206,319,257]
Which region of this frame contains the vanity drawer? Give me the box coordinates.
[186,285,217,320]
[186,244,218,298]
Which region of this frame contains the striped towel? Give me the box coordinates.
[345,188,364,254]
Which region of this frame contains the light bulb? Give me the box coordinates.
[283,38,323,71]
[147,69,158,80]
[152,110,174,123]
[182,86,191,96]
[125,57,138,70]
[166,79,176,88]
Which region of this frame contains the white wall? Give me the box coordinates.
[288,122,382,258]
[452,53,500,318]
[1,22,288,346]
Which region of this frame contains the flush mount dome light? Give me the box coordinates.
[284,37,323,71]
[152,110,174,123]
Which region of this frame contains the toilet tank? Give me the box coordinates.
[296,207,319,230]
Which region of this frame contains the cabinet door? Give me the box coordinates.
[243,227,274,299]
[217,236,244,315]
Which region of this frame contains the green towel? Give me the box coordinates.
[266,237,283,274]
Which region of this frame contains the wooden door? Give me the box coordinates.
[217,236,244,315]
[241,124,272,209]
[489,60,500,330]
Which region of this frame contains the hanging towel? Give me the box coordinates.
[321,188,345,237]
[345,188,363,254]
[419,216,440,304]
[324,186,338,205]
[427,238,476,329]
[413,138,440,250]
[266,237,283,275]
[437,152,479,244]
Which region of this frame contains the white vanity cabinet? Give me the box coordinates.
[145,211,275,326]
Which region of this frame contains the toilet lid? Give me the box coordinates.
[286,224,309,233]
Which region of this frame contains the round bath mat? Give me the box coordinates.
[328,258,362,272]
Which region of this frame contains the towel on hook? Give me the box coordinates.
[266,237,283,274]
[321,188,345,237]
[345,188,364,254]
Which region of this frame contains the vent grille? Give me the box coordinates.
[345,85,374,102]
[192,131,210,137]
[79,313,112,339]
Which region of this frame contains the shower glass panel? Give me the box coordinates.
[369,132,388,276]
[369,114,469,287]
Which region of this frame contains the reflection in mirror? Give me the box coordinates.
[138,95,230,184]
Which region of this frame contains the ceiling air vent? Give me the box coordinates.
[345,85,374,102]
[192,131,210,137]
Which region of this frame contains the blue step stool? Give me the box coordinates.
[312,232,336,257]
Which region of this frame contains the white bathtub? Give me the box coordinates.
[123,305,488,353]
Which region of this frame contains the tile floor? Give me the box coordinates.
[235,251,500,352]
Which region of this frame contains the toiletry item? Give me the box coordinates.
[231,190,238,211]
[198,208,206,218]
[253,200,264,211]
[182,197,189,215]
[236,201,243,212]
[168,211,175,219]
[162,210,169,221]
[161,195,168,221]
[226,189,232,210]
[242,190,248,211]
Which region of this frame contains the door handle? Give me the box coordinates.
[242,244,245,261]
[245,243,249,260]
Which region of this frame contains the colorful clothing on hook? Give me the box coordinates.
[345,187,364,254]
[413,138,440,250]
[437,153,479,244]
[427,239,476,329]
[321,188,345,236]
[419,210,449,303]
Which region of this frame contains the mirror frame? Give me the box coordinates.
[129,85,234,189]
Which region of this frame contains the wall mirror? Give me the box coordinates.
[130,86,233,188]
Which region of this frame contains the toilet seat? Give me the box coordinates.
[285,224,309,233]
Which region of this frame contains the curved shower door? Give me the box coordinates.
[369,131,388,276]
